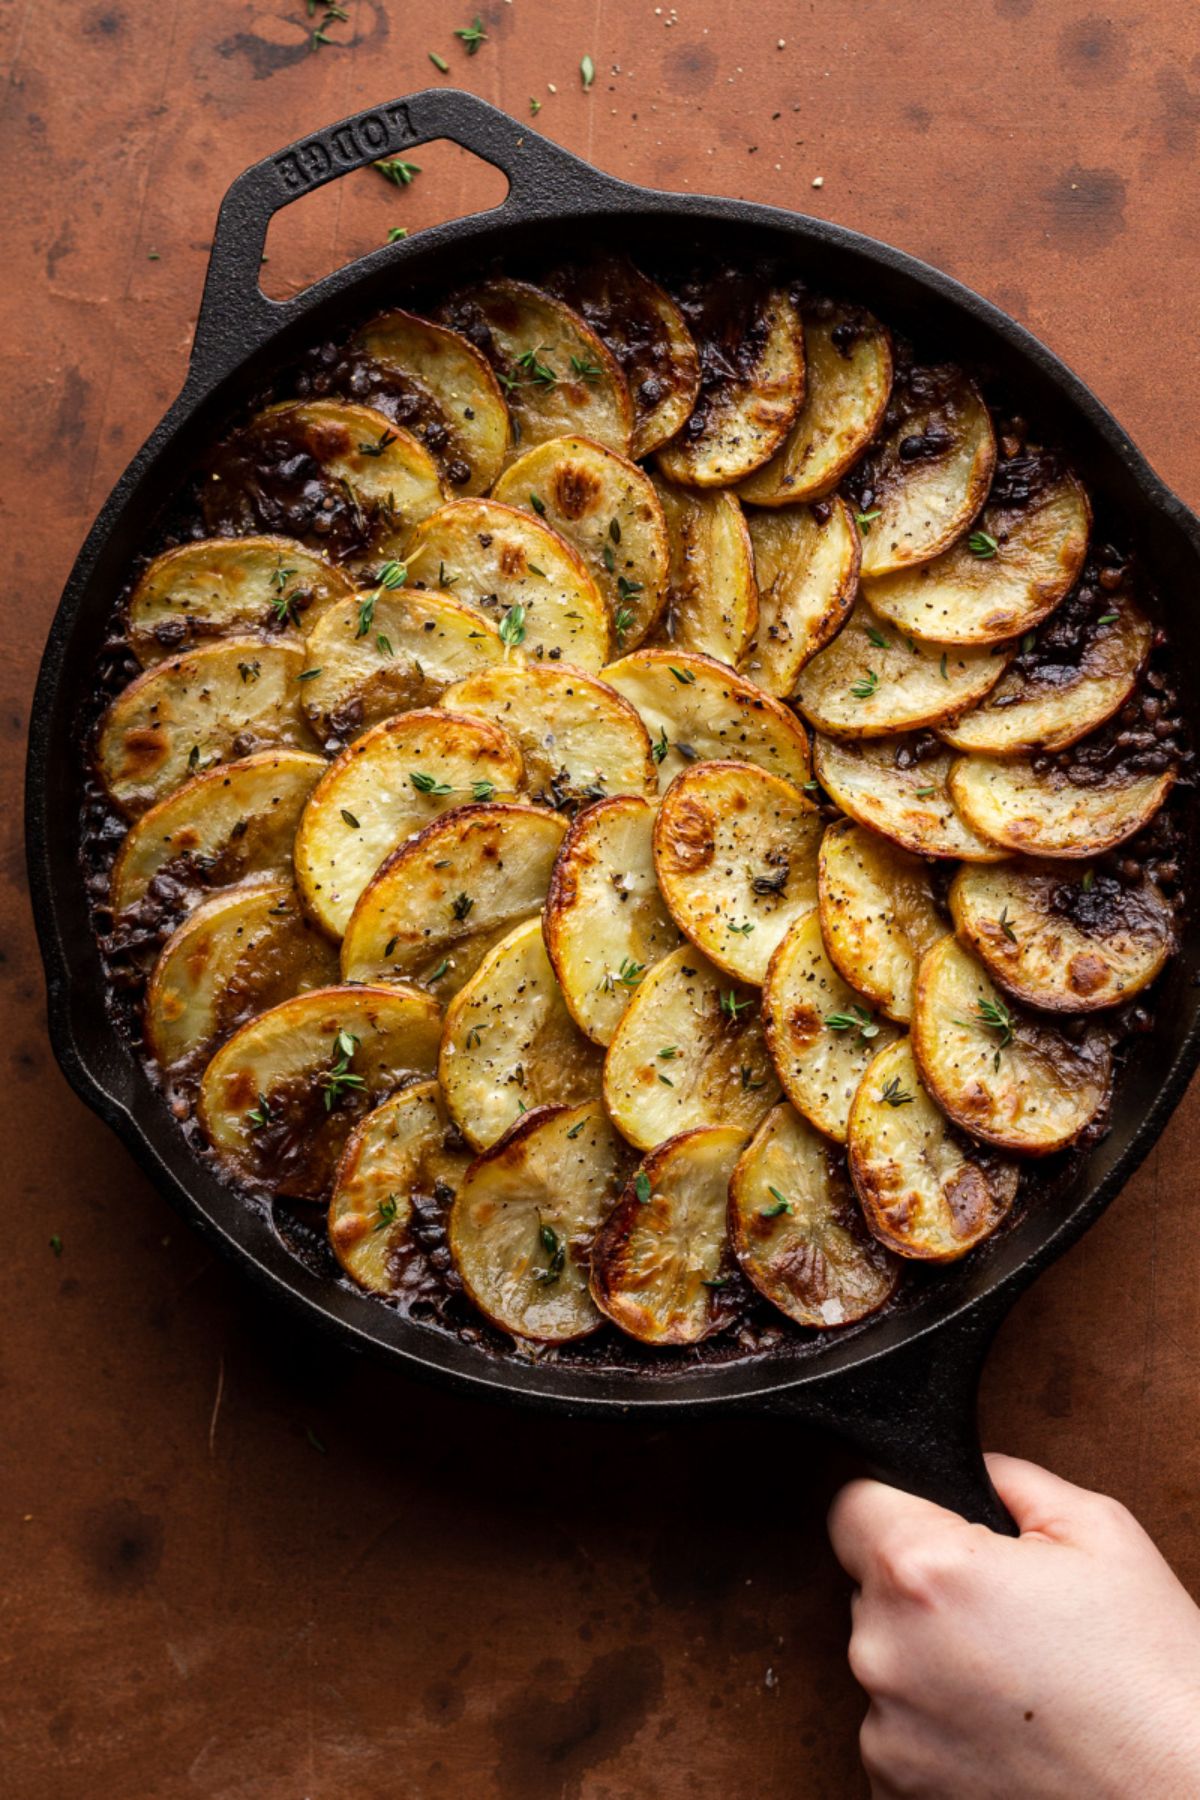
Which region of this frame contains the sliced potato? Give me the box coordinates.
[439,918,604,1150]
[328,1082,473,1297]
[292,710,524,939]
[341,803,567,993]
[813,734,1007,862]
[762,909,901,1144]
[440,661,656,807]
[729,1103,899,1325]
[438,278,633,455]
[741,499,860,697]
[543,796,683,1046]
[127,537,355,665]
[493,436,668,649]
[589,1127,747,1344]
[863,467,1091,644]
[948,751,1175,859]
[735,302,893,506]
[603,648,812,793]
[350,308,510,494]
[403,498,610,672]
[656,281,805,486]
[818,820,946,1024]
[197,983,443,1200]
[848,1039,1020,1260]
[949,860,1173,1012]
[450,1101,630,1343]
[653,761,822,983]
[912,936,1112,1155]
[602,945,779,1151]
[146,882,338,1072]
[650,475,758,666]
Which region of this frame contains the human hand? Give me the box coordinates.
[828,1454,1200,1798]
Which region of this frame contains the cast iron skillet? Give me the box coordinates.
[25,91,1200,1531]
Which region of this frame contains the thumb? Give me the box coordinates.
[984,1453,1102,1541]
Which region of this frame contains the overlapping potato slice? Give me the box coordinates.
[653,761,822,983]
[201,400,443,571]
[794,601,1010,737]
[146,882,338,1072]
[949,860,1173,1012]
[97,640,314,815]
[948,751,1175,859]
[110,748,325,918]
[762,909,901,1144]
[292,711,524,939]
[729,1103,899,1325]
[493,436,668,649]
[543,796,682,1045]
[198,983,443,1200]
[589,1126,747,1344]
[650,475,758,665]
[818,820,946,1023]
[328,1081,473,1297]
[736,303,893,506]
[449,1100,630,1343]
[127,537,355,665]
[656,279,805,486]
[813,734,1006,862]
[741,500,860,697]
[439,918,604,1150]
[349,308,510,494]
[863,467,1090,643]
[403,498,610,671]
[438,278,633,455]
[853,367,996,579]
[603,649,812,792]
[543,256,701,457]
[912,936,1112,1154]
[440,662,656,806]
[848,1039,1020,1260]
[603,945,779,1150]
[341,803,566,993]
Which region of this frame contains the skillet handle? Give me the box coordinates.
[190,88,624,384]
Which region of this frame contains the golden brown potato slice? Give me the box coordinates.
[602,945,779,1150]
[852,367,996,579]
[818,819,946,1024]
[328,1082,473,1297]
[492,436,668,650]
[340,803,567,994]
[653,761,822,984]
[848,1039,1020,1260]
[403,498,610,672]
[127,537,355,665]
[590,1127,748,1344]
[292,710,524,939]
[439,918,604,1150]
[741,499,860,697]
[97,640,315,815]
[862,466,1090,644]
[813,734,1007,862]
[438,278,633,455]
[450,1100,630,1343]
[912,936,1112,1155]
[197,983,442,1200]
[794,601,1010,738]
[736,303,893,506]
[729,1103,899,1325]
[948,750,1175,859]
[441,660,656,807]
[543,796,682,1046]
[349,308,511,495]
[656,279,805,486]
[650,475,758,666]
[762,909,901,1144]
[146,882,338,1072]
[949,860,1173,1013]
[603,648,812,793]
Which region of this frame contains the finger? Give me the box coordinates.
[828,1475,965,1584]
[984,1452,1106,1541]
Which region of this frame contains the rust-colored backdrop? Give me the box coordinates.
[5,2,1200,1795]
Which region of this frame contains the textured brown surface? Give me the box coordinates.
[5,2,1200,1795]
